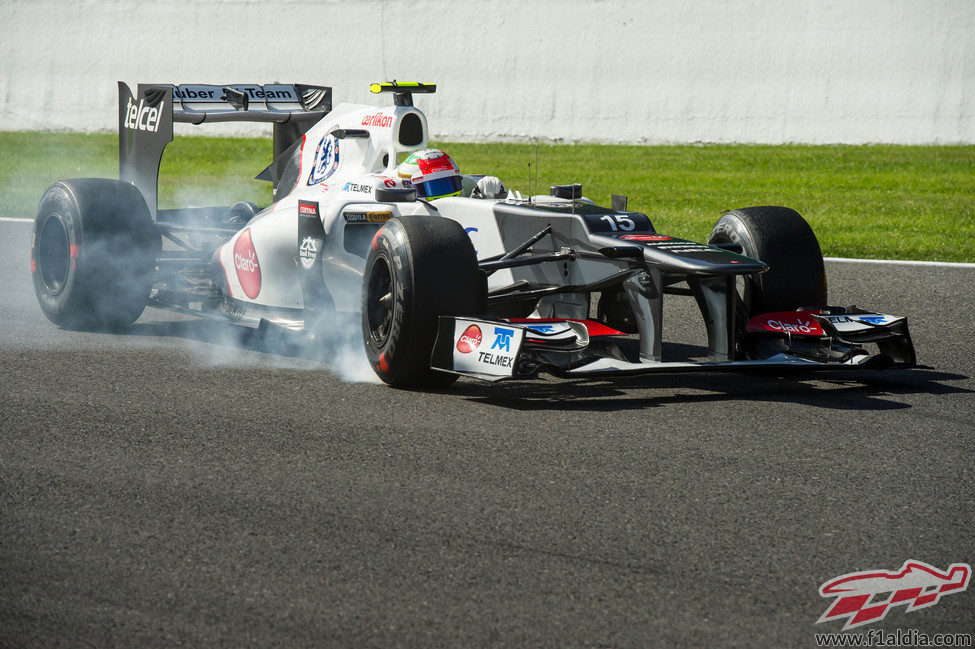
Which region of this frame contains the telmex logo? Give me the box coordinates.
[818,560,970,630]
[825,314,891,325]
[491,327,515,352]
[124,97,164,133]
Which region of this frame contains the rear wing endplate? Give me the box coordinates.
[118,81,331,215]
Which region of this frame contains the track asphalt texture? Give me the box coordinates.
[0,219,972,648]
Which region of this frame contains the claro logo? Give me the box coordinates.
[124,97,164,132]
[456,325,482,354]
[747,311,826,337]
[767,319,820,334]
[232,229,262,299]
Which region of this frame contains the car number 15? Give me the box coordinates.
[581,211,653,234]
[600,214,636,231]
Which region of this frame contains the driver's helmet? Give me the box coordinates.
[397,149,462,200]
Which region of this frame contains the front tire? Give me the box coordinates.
[361,216,485,388]
[707,206,826,315]
[31,178,158,330]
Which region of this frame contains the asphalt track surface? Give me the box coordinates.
[1,219,972,648]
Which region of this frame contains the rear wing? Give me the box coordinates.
[118,81,331,215]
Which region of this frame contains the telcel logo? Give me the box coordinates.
[124,97,163,132]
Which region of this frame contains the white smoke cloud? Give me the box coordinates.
[27,189,377,384]
[154,181,380,384]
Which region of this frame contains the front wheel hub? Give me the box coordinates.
[37,213,70,294]
[365,256,394,347]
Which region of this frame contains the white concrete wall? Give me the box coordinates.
[1,0,972,144]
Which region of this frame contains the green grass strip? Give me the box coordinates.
[1,132,971,261]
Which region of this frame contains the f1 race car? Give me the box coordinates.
[30,81,916,387]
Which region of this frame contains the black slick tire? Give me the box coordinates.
[707,206,827,315]
[361,216,485,388]
[31,178,159,330]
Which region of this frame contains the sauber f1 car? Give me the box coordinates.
[30,81,916,387]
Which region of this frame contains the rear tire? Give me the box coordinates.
[707,206,826,315]
[31,178,158,330]
[361,216,485,388]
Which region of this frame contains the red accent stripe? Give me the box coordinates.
[620,234,671,241]
[850,603,888,625]
[915,593,938,606]
[824,594,870,618]
[939,576,968,593]
[890,587,922,602]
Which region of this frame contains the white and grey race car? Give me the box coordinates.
[30,81,916,387]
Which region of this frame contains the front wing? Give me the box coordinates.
[430,308,916,382]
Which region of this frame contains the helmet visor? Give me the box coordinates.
[416,176,462,200]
